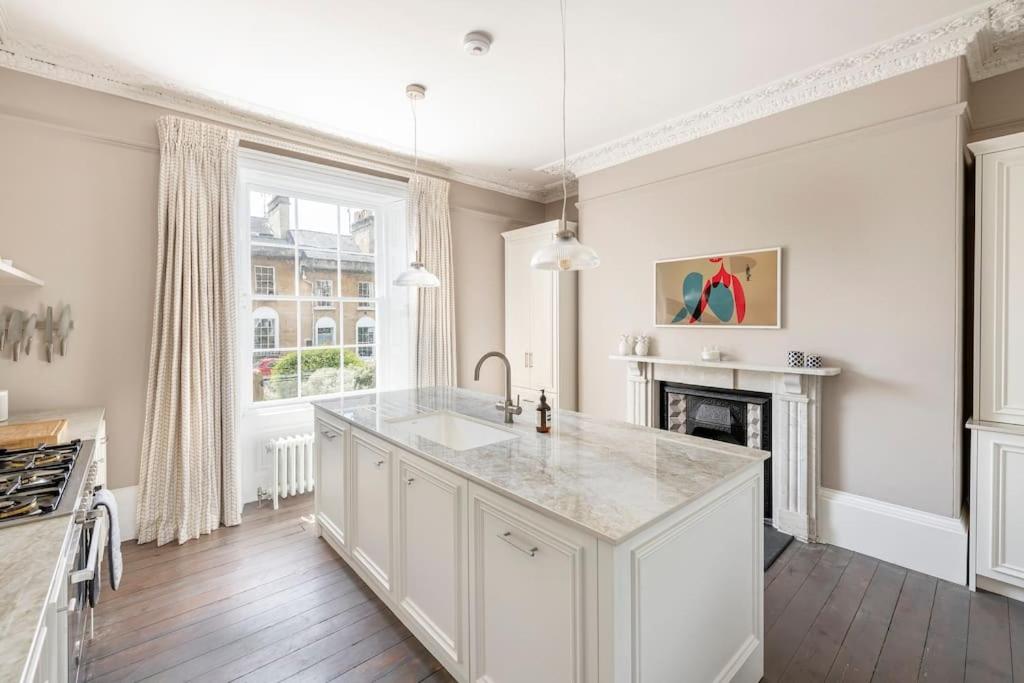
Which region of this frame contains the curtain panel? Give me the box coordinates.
[136,116,241,545]
[412,175,458,387]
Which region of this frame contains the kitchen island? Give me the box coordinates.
[313,387,767,683]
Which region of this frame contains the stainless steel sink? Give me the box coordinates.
[389,411,519,450]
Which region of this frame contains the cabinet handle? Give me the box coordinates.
[320,430,336,440]
[375,459,385,468]
[525,351,529,368]
[498,530,538,557]
[406,477,415,486]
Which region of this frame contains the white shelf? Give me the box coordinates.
[0,262,44,287]
[608,354,841,377]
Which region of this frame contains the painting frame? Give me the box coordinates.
[653,246,782,329]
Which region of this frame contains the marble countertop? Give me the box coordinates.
[0,441,94,683]
[3,406,106,441]
[314,387,767,544]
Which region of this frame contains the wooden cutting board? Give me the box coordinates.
[0,419,69,450]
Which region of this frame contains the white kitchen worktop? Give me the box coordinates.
[314,387,766,544]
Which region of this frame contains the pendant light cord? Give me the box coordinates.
[410,94,420,262]
[560,0,568,225]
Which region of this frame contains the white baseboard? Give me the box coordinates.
[109,485,138,542]
[818,488,967,584]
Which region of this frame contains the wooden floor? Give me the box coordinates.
[764,541,1024,682]
[87,496,1023,682]
[85,495,453,682]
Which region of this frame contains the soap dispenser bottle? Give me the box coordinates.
[536,389,552,433]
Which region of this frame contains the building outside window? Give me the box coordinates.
[314,279,333,309]
[356,316,375,358]
[315,317,337,346]
[254,265,276,295]
[357,281,375,309]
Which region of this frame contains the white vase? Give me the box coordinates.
[634,338,650,357]
[617,336,633,356]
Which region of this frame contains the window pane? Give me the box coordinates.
[296,198,340,233]
[340,253,374,298]
[250,246,294,296]
[298,248,339,297]
[345,304,376,348]
[300,347,342,398]
[342,209,375,255]
[252,352,298,402]
[252,300,297,349]
[301,302,340,347]
[343,347,376,392]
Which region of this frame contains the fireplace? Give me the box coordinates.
[660,382,773,519]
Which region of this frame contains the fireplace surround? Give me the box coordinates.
[660,383,773,518]
[611,354,840,541]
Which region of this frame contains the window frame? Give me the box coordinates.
[237,149,407,412]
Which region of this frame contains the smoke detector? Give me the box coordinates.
[463,31,492,56]
[406,83,426,100]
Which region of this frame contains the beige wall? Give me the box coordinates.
[0,67,542,488]
[543,196,579,222]
[967,66,1024,141]
[575,59,968,518]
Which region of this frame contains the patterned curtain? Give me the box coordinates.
[412,175,458,387]
[136,116,241,545]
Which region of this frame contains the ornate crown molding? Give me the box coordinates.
[2,1,1023,196]
[0,29,546,201]
[536,0,1024,179]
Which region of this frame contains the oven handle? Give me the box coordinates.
[71,511,106,585]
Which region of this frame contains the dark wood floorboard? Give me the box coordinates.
[87,500,1023,682]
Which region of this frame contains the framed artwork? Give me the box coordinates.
[654,247,781,328]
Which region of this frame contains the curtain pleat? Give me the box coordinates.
[136,116,241,546]
[412,175,457,387]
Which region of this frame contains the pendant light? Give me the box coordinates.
[394,83,441,288]
[530,0,599,272]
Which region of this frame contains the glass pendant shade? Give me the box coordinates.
[530,228,601,271]
[393,260,440,287]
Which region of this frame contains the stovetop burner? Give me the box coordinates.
[0,440,82,523]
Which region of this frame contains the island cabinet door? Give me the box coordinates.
[315,416,348,551]
[468,483,598,683]
[396,453,469,677]
[351,429,394,594]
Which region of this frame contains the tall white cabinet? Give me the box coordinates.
[501,220,578,411]
[967,131,1024,601]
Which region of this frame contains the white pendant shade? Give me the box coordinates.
[530,227,600,271]
[393,260,440,287]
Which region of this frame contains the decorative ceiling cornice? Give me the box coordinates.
[0,29,546,201]
[536,0,1024,179]
[2,1,1023,197]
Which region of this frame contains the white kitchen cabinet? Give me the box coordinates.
[969,424,1024,600]
[314,416,347,552]
[502,220,578,410]
[967,132,1024,600]
[468,482,597,683]
[351,430,394,594]
[974,133,1024,426]
[396,453,469,678]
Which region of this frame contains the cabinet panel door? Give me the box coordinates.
[397,455,468,674]
[529,266,555,392]
[469,486,594,683]
[505,236,534,390]
[315,418,347,549]
[352,431,393,593]
[976,430,1024,588]
[980,147,1024,424]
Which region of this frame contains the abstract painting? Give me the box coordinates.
[655,248,781,328]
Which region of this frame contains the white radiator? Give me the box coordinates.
[268,433,315,509]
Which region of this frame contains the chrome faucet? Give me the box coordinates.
[473,351,522,424]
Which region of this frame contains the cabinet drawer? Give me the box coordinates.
[351,430,394,593]
[468,484,597,683]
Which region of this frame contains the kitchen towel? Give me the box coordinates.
[92,488,122,591]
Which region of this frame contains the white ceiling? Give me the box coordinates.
[0,0,997,197]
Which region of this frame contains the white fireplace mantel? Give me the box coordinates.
[610,354,841,542]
